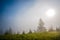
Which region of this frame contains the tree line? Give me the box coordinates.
[0,18,60,35]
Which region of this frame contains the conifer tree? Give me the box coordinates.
[37,18,46,32]
[48,25,54,32]
[28,29,32,34]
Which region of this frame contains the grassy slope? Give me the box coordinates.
[0,32,60,40]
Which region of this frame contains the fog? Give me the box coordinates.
[1,0,60,33]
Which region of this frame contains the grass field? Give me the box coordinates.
[0,32,60,40]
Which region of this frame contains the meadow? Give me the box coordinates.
[0,32,60,40]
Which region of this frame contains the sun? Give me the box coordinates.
[46,9,55,17]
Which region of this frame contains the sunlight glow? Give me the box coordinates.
[46,9,55,17]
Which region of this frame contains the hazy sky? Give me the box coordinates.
[1,0,60,33]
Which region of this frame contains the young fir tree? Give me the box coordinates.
[28,29,32,34]
[22,31,25,34]
[4,27,12,35]
[37,18,46,32]
[56,26,60,32]
[48,25,54,32]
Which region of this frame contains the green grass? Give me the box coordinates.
[0,32,60,40]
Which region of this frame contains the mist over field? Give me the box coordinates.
[1,0,60,34]
[0,0,60,40]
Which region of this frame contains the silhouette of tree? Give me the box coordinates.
[22,31,25,34]
[37,18,46,32]
[0,29,3,35]
[4,27,12,35]
[4,29,9,35]
[17,31,20,34]
[9,27,12,34]
[34,30,37,33]
[56,26,60,32]
[48,25,54,32]
[28,29,32,34]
